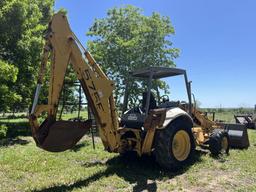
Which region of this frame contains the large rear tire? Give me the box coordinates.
[154,117,195,170]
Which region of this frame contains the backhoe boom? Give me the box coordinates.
[29,12,119,152]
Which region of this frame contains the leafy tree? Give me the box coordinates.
[0,60,21,113]
[0,0,54,112]
[87,5,179,112]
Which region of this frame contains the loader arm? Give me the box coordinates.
[191,107,217,132]
[29,12,119,152]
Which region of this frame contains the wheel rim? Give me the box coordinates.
[172,130,191,161]
[221,136,228,153]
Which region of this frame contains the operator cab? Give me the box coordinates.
[120,66,192,129]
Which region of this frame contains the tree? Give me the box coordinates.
[87,5,179,112]
[0,0,54,112]
[0,60,21,113]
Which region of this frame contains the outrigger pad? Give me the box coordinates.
[223,123,250,149]
[35,118,92,152]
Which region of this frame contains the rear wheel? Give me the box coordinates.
[154,118,195,170]
[209,130,229,156]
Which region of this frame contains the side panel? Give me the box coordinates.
[158,107,193,129]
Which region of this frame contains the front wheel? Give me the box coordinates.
[209,130,230,156]
[154,117,195,170]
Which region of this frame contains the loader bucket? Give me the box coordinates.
[34,117,92,152]
[234,115,255,129]
[222,123,250,149]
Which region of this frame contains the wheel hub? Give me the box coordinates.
[221,136,228,153]
[172,130,191,161]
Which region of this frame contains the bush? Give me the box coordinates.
[0,124,8,139]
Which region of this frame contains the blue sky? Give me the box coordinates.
[54,0,256,108]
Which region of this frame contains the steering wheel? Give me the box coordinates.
[159,95,170,103]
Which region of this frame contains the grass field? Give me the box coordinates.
[0,111,256,192]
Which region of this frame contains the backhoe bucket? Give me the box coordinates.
[222,123,250,149]
[34,118,92,152]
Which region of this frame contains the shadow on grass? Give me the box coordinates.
[70,141,90,152]
[0,121,31,138]
[0,120,31,146]
[0,137,30,146]
[32,150,204,192]
[209,153,229,163]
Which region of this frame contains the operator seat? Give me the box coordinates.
[142,92,157,111]
[120,92,157,129]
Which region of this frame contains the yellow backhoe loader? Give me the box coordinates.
[29,12,230,170]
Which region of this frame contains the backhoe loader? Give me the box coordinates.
[29,12,230,170]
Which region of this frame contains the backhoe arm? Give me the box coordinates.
[29,12,119,152]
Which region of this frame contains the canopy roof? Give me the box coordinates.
[132,67,186,79]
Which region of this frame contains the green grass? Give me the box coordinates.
[214,111,236,122]
[0,111,88,138]
[0,111,256,192]
[1,131,256,192]
[0,111,88,123]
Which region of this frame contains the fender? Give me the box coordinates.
[157,107,193,129]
